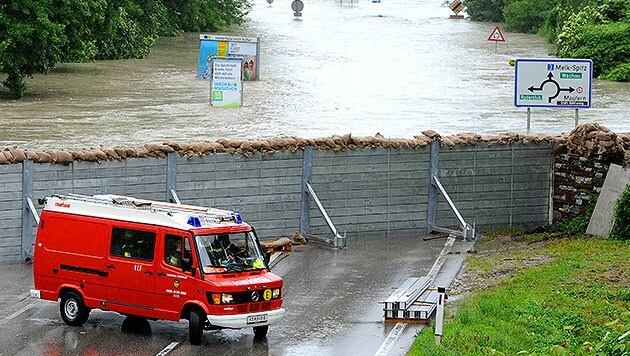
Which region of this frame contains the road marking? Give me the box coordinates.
[155,341,179,356]
[427,236,456,283]
[374,322,407,356]
[0,302,35,326]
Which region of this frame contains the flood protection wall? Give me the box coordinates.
[0,142,553,263]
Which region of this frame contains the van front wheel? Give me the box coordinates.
[60,291,90,326]
[189,309,205,345]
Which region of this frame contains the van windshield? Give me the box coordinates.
[195,231,268,274]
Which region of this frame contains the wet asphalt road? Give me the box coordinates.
[0,236,446,356]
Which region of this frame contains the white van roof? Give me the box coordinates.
[42,194,245,231]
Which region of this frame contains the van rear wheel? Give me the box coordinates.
[253,325,268,339]
[189,309,205,345]
[60,291,90,326]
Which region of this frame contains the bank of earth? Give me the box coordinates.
[411,229,629,355]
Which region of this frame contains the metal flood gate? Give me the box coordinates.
[0,141,553,263]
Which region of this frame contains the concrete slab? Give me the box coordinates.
[587,164,630,237]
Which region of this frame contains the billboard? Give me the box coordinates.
[210,57,243,107]
[197,35,260,81]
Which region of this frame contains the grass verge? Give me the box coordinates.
[410,233,629,355]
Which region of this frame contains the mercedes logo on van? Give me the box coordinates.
[251,291,259,302]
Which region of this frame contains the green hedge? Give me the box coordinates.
[610,184,630,240]
[462,0,507,22]
[570,22,630,79]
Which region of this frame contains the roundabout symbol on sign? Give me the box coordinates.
[576,86,584,94]
[527,72,575,103]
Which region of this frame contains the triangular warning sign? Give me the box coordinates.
[487,26,505,42]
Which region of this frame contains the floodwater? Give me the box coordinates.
[0,0,628,150]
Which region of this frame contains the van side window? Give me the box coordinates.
[165,235,192,269]
[110,227,156,261]
[165,235,182,267]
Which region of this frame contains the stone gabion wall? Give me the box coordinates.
[553,154,607,221]
[552,123,629,222]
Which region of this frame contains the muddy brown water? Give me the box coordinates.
[1,0,628,150]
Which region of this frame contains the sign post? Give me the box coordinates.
[448,0,465,19]
[292,0,304,17]
[435,287,446,345]
[515,58,593,130]
[487,26,505,53]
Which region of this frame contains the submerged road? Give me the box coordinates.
[0,235,449,355]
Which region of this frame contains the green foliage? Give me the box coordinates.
[0,0,252,98]
[93,0,156,60]
[571,22,630,79]
[164,0,252,33]
[503,0,555,34]
[555,1,630,79]
[410,237,630,355]
[560,195,596,234]
[609,184,630,240]
[461,0,507,22]
[601,62,630,81]
[594,319,630,355]
[537,0,600,42]
[0,0,65,98]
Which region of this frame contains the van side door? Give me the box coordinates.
[105,226,157,318]
[154,230,197,321]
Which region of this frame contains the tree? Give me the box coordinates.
[0,0,103,98]
[163,0,252,33]
[462,0,507,22]
[504,0,556,34]
[556,1,630,80]
[1,0,252,98]
[0,1,64,98]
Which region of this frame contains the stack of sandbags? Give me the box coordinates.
[0,147,27,164]
[565,123,625,163]
[260,237,293,252]
[291,232,308,245]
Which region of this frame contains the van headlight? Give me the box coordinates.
[208,292,235,305]
[221,293,234,304]
[272,288,281,299]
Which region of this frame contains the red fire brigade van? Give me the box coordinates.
[30,194,285,344]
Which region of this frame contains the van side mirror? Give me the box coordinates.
[264,250,271,264]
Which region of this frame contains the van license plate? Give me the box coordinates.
[247,314,268,324]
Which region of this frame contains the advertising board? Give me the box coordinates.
[198,35,259,81]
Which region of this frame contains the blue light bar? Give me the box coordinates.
[187,216,202,227]
[232,213,242,224]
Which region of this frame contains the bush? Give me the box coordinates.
[504,0,555,34]
[571,22,630,78]
[462,0,507,22]
[600,62,630,81]
[561,194,596,234]
[539,0,601,44]
[609,184,630,240]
